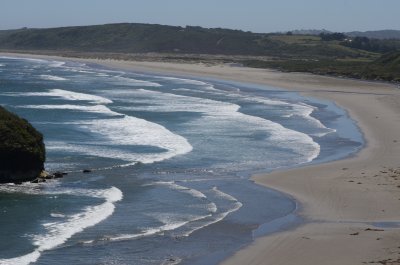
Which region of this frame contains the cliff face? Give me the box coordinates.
[0,106,45,183]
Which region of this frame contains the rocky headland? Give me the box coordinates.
[0,106,45,183]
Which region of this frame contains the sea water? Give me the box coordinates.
[0,56,363,265]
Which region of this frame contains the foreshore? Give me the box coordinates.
[2,52,400,264]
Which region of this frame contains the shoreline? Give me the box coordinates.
[2,52,400,264]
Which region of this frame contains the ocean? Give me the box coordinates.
[0,56,363,265]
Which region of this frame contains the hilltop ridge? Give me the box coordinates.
[0,23,399,82]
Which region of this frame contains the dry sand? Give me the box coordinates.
[2,53,400,264]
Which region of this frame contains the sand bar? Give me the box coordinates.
[2,53,400,264]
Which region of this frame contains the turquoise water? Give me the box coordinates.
[0,56,363,265]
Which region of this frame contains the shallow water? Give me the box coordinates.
[0,56,363,265]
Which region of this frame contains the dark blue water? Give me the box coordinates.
[0,56,363,265]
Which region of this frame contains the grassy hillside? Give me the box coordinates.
[0,23,399,82]
[0,23,377,58]
[0,24,273,55]
[242,51,400,82]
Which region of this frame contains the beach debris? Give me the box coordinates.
[365,228,384,232]
[368,258,400,264]
[54,171,68,178]
[350,232,359,236]
[31,170,69,183]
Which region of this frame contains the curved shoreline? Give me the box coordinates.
[2,52,400,264]
[84,59,400,265]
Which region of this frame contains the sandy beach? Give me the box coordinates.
[2,53,400,264]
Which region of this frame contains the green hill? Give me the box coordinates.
[0,23,399,82]
[362,51,400,81]
[0,106,45,183]
[0,23,371,58]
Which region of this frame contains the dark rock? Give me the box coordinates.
[31,178,46,183]
[0,106,45,183]
[82,169,92,173]
[53,171,66,178]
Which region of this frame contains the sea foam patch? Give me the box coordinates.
[75,114,193,165]
[20,89,113,104]
[20,104,117,115]
[39,75,68,81]
[19,87,193,166]
[109,88,320,164]
[112,75,162,87]
[0,186,123,265]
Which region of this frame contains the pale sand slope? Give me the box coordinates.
[2,53,400,264]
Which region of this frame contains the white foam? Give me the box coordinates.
[155,76,209,86]
[48,61,66,68]
[39,75,67,81]
[113,75,162,87]
[0,56,47,64]
[0,187,122,265]
[72,115,193,165]
[248,97,336,137]
[207,202,218,213]
[110,88,239,114]
[24,105,119,118]
[0,63,4,67]
[107,213,211,242]
[20,89,113,104]
[211,186,240,202]
[154,76,334,138]
[111,89,320,164]
[155,76,219,91]
[180,187,243,237]
[20,104,117,115]
[96,73,109,77]
[152,181,207,199]
[42,113,192,166]
[5,57,64,69]
[78,70,96,74]
[108,221,188,241]
[0,251,41,265]
[146,181,218,212]
[18,88,192,166]
[172,88,193,92]
[50,213,65,218]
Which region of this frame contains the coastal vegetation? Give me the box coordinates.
[0,23,399,82]
[0,106,45,183]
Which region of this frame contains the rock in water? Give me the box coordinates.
[0,106,46,183]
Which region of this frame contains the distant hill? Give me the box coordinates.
[289,29,331,35]
[288,29,400,40]
[362,51,400,81]
[347,30,400,40]
[0,23,382,58]
[0,23,399,82]
[0,23,276,55]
